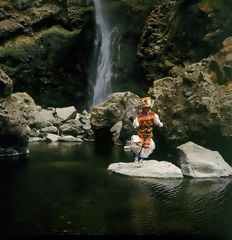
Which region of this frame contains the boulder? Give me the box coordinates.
[177,142,232,178]
[55,106,77,122]
[46,133,59,143]
[107,160,183,179]
[0,92,30,157]
[40,126,58,134]
[29,109,56,128]
[59,122,83,137]
[90,92,141,144]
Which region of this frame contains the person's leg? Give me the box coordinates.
[138,156,144,166]
[134,154,139,164]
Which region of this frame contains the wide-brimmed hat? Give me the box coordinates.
[141,97,154,108]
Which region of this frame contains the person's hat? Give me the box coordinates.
[141,97,154,108]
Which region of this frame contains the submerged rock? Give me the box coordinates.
[177,142,232,178]
[107,160,183,179]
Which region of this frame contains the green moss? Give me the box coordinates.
[0,46,27,61]
[36,25,81,41]
[34,26,81,67]
[0,64,18,77]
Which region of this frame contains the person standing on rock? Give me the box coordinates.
[130,97,163,167]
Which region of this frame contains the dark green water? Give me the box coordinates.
[0,142,232,238]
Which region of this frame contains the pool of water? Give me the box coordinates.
[0,142,232,238]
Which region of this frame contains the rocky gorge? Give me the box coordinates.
[0,0,232,176]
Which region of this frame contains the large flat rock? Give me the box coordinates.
[107,160,183,179]
[177,141,232,178]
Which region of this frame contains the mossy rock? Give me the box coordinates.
[0,25,89,107]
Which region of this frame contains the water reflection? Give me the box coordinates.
[0,143,231,238]
[186,178,232,197]
[135,178,183,191]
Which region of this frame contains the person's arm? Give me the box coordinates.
[154,113,163,127]
[133,116,139,128]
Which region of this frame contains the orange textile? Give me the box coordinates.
[137,110,155,148]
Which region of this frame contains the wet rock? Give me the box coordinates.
[177,142,232,178]
[108,160,183,179]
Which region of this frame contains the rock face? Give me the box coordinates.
[148,41,232,145]
[0,0,94,107]
[0,70,30,158]
[108,160,183,179]
[138,0,232,82]
[90,92,142,145]
[177,142,232,178]
[0,68,13,98]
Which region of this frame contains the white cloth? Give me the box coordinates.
[130,135,156,158]
[133,113,163,128]
[131,113,163,158]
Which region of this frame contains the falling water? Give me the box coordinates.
[90,0,118,107]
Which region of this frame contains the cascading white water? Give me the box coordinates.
[91,0,116,107]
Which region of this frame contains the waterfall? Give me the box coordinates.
[90,0,118,107]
